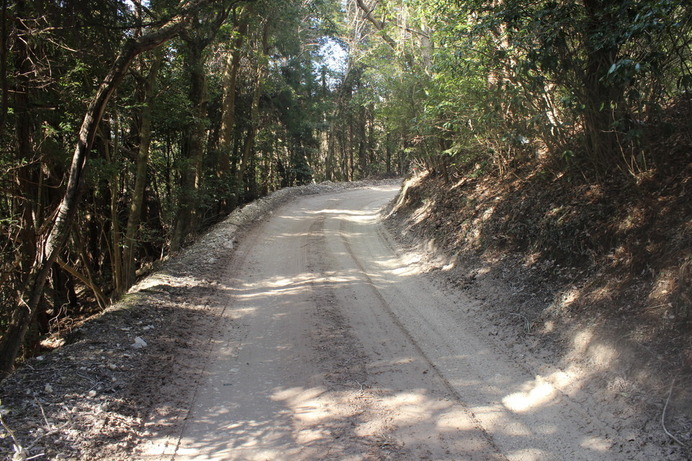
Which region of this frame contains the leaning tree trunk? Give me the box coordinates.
[0,5,198,379]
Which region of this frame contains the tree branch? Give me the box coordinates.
[0,0,248,380]
[355,0,397,50]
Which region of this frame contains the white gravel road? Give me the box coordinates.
[141,185,652,460]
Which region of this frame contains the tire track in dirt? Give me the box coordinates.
[136,184,667,461]
[337,216,507,460]
[331,189,661,460]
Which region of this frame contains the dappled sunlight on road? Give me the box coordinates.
[164,376,499,460]
[502,377,558,413]
[139,186,647,461]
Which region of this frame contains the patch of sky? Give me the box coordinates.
[313,36,349,89]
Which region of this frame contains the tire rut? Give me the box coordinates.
[337,216,508,460]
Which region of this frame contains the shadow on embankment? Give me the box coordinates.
[383,164,691,458]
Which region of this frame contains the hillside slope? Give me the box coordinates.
[385,161,691,455]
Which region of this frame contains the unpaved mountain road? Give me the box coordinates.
[139,185,664,460]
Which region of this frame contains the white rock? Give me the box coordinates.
[132,336,148,349]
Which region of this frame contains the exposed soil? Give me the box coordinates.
[0,181,394,461]
[383,162,691,459]
[0,172,689,460]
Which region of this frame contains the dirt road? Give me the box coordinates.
[143,185,648,460]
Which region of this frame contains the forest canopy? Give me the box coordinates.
[1,0,690,375]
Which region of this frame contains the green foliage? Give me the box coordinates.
[351,0,692,174]
[2,0,690,364]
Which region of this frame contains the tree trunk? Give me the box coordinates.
[122,52,163,288]
[171,37,210,251]
[105,116,124,296]
[358,105,367,178]
[385,128,392,176]
[581,0,622,169]
[348,120,355,181]
[218,9,248,178]
[0,0,10,133]
[13,5,38,286]
[0,3,201,378]
[238,19,269,201]
[170,2,233,250]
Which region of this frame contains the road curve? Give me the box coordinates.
[148,185,629,460]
